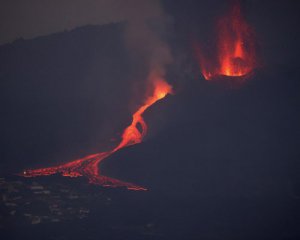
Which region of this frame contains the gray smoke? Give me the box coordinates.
[121,0,173,104]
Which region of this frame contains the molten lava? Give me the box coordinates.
[21,78,172,191]
[195,2,256,80]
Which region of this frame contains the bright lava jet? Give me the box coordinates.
[20,78,172,191]
[194,2,256,81]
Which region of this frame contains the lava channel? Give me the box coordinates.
[20,78,172,191]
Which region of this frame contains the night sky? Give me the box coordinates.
[1,0,300,239]
[0,0,163,45]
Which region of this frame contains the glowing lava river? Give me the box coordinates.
[20,78,172,191]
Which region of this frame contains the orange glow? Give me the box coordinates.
[195,2,256,80]
[114,79,172,151]
[20,78,172,191]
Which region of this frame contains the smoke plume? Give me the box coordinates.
[121,0,173,104]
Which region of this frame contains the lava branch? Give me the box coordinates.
[20,79,172,191]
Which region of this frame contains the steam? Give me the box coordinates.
[121,0,173,96]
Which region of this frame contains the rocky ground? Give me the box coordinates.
[1,174,300,240]
[0,175,159,240]
[0,176,94,226]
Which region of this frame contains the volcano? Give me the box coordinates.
[1,1,300,239]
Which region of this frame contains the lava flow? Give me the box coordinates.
[194,2,256,80]
[20,78,172,191]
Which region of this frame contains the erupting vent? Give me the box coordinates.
[194,2,256,81]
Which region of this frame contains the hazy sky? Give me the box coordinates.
[0,0,162,45]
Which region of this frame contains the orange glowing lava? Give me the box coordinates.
[195,2,256,80]
[20,78,172,191]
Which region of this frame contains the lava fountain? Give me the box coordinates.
[20,78,172,191]
[194,2,256,80]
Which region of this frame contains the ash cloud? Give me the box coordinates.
[121,0,173,105]
[123,0,172,75]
